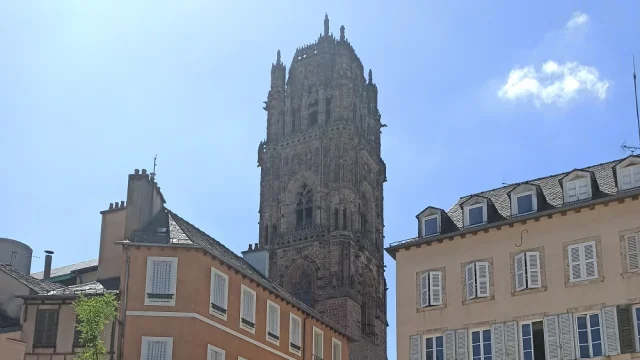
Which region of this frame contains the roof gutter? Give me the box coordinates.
[386,188,640,259]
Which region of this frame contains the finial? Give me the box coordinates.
[276,50,281,64]
[368,69,373,84]
[324,13,329,36]
[340,25,345,41]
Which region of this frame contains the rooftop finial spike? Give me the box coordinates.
[340,25,345,41]
[276,50,281,64]
[324,13,329,36]
[368,69,373,84]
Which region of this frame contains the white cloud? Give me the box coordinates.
[498,61,611,106]
[565,11,589,31]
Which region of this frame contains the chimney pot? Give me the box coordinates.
[43,250,54,280]
[120,201,125,208]
[134,169,140,175]
[249,244,253,250]
[115,202,119,209]
[109,203,114,210]
[254,243,259,249]
[142,169,147,175]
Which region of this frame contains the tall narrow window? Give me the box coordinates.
[313,328,324,358]
[332,338,342,360]
[333,208,339,230]
[419,270,443,307]
[342,208,347,231]
[520,321,546,360]
[293,272,313,307]
[425,335,444,360]
[210,268,229,319]
[465,262,490,300]
[290,314,302,354]
[266,300,280,344]
[33,309,58,348]
[295,184,313,228]
[240,285,256,333]
[576,313,603,358]
[568,241,598,282]
[625,232,640,272]
[145,257,178,306]
[514,251,541,291]
[470,329,492,360]
[325,97,332,123]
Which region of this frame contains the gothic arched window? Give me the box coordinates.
[295,184,313,228]
[360,200,369,232]
[333,207,339,230]
[342,208,348,231]
[293,273,313,307]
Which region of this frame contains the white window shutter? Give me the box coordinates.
[208,348,224,360]
[420,273,430,307]
[514,253,526,291]
[491,323,505,360]
[543,315,560,360]
[621,167,632,189]
[567,245,582,281]
[242,289,255,323]
[455,329,468,360]
[465,264,476,300]
[633,166,640,187]
[577,178,589,199]
[557,313,575,360]
[290,317,301,346]
[526,252,541,288]
[475,262,490,297]
[151,260,173,294]
[268,303,279,336]
[429,271,443,306]
[146,340,168,360]
[583,241,597,278]
[410,335,422,360]
[212,272,227,310]
[625,233,640,271]
[566,181,578,202]
[444,330,456,360]
[601,306,620,356]
[333,342,341,360]
[503,321,518,360]
[248,292,255,322]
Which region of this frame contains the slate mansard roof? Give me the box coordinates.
[122,208,352,340]
[387,156,640,257]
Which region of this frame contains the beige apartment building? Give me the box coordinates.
[387,156,640,360]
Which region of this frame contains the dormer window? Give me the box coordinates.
[615,157,640,191]
[560,170,593,204]
[509,184,539,216]
[422,215,440,237]
[463,198,487,227]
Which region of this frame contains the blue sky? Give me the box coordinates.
[1,1,639,358]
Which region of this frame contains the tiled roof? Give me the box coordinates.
[31,259,99,280]
[46,281,118,296]
[0,264,63,294]
[389,157,635,252]
[126,208,351,339]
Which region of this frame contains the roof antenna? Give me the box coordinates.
[150,154,158,182]
[621,55,640,154]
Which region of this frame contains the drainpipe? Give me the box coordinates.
[117,247,131,360]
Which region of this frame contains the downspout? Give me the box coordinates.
[117,246,131,360]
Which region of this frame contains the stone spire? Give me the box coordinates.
[339,25,345,41]
[324,13,329,36]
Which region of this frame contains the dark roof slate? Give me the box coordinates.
[46,281,117,296]
[0,264,63,294]
[31,259,99,279]
[126,208,350,338]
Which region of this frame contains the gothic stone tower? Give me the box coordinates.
[257,14,387,360]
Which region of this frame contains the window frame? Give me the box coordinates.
[422,214,440,237]
[564,176,591,203]
[514,251,542,291]
[514,191,536,216]
[289,313,303,355]
[210,267,229,320]
[518,320,540,360]
[567,241,598,282]
[144,256,178,307]
[424,334,444,360]
[33,308,59,348]
[618,163,640,191]
[239,284,257,334]
[332,338,343,360]
[469,328,492,360]
[207,344,225,360]
[573,311,604,359]
[418,270,444,308]
[140,336,173,360]
[464,261,491,301]
[266,299,280,345]
[312,326,324,359]
[464,203,487,227]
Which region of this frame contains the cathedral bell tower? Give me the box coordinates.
[256,14,387,360]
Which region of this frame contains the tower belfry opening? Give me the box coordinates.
[256,14,387,360]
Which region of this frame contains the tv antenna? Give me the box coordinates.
[150,154,158,181]
[621,55,640,154]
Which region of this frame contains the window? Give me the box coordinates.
[619,164,640,190]
[342,208,347,231]
[313,327,324,359]
[33,309,58,348]
[240,285,256,332]
[515,252,541,291]
[465,262,490,300]
[516,193,534,215]
[332,338,342,360]
[293,271,313,307]
[145,257,178,306]
[423,215,439,237]
[568,241,598,282]
[418,270,443,307]
[465,203,486,227]
[424,335,444,360]
[470,329,492,360]
[207,344,225,360]
[266,300,280,344]
[290,314,302,354]
[575,313,603,358]
[566,177,590,202]
[210,267,229,319]
[624,232,640,272]
[295,184,313,228]
[141,336,173,360]
[634,306,640,352]
[520,321,546,360]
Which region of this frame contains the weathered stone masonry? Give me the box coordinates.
[256,14,388,360]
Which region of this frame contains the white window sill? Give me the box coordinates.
[289,346,302,356]
[144,298,176,307]
[266,335,280,346]
[240,323,256,334]
[209,308,227,321]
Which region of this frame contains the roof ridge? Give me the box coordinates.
[458,157,621,200]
